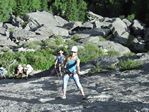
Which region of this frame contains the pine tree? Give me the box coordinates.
[65,0,78,21]
[77,0,87,21]
[51,0,87,21]
[8,0,17,13]
[51,0,67,16]
[40,0,48,11]
[0,0,14,21]
[29,0,41,12]
[15,0,29,16]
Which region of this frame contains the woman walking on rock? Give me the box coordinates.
[61,46,85,99]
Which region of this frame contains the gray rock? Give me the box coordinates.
[12,29,35,41]
[111,18,129,45]
[0,27,6,35]
[82,21,94,28]
[54,15,68,26]
[0,69,148,112]
[0,35,17,47]
[122,19,131,27]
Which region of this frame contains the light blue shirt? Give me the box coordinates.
[66,59,77,73]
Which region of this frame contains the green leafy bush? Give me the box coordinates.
[107,50,120,56]
[41,37,66,53]
[0,49,55,77]
[89,65,102,75]
[118,59,143,71]
[71,35,80,42]
[127,14,135,22]
[23,41,42,50]
[65,39,77,47]
[55,36,65,45]
[41,38,56,50]
[51,0,87,21]
[79,43,104,63]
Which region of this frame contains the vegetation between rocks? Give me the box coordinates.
[0,35,144,77]
[118,59,143,71]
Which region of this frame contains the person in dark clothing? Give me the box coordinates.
[54,50,65,77]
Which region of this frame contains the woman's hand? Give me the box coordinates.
[77,71,80,75]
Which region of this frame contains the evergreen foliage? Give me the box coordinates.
[51,0,87,21]
[28,0,41,12]
[40,0,48,11]
[15,0,29,16]
[79,43,104,63]
[0,0,149,25]
[0,0,14,21]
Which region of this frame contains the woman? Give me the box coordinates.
[61,46,85,99]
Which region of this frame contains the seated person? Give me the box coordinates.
[15,64,24,78]
[23,64,33,77]
[0,65,7,79]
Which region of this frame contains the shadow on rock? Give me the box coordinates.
[141,62,149,75]
[45,94,85,106]
[0,95,41,104]
[82,100,149,112]
[0,68,57,84]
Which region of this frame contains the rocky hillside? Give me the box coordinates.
[0,53,149,112]
[0,11,149,112]
[0,68,149,112]
[0,11,149,53]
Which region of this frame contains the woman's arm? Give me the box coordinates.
[76,58,80,75]
[54,59,58,68]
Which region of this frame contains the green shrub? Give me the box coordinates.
[15,52,28,64]
[127,14,135,22]
[71,35,80,42]
[0,52,15,65]
[0,49,55,77]
[89,65,102,75]
[55,36,65,45]
[79,43,104,63]
[0,51,16,77]
[118,59,143,71]
[99,36,107,41]
[6,64,18,77]
[25,49,55,70]
[41,38,56,49]
[65,39,77,47]
[107,50,120,56]
[123,52,135,57]
[41,37,66,53]
[23,41,42,49]
[51,0,87,21]
[1,47,11,52]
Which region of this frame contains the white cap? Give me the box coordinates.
[71,46,78,52]
[59,50,64,54]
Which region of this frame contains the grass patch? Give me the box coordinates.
[107,50,120,56]
[79,43,104,63]
[23,41,42,50]
[71,35,80,42]
[118,59,143,71]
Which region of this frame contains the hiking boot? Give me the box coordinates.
[61,95,66,99]
[82,96,87,100]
